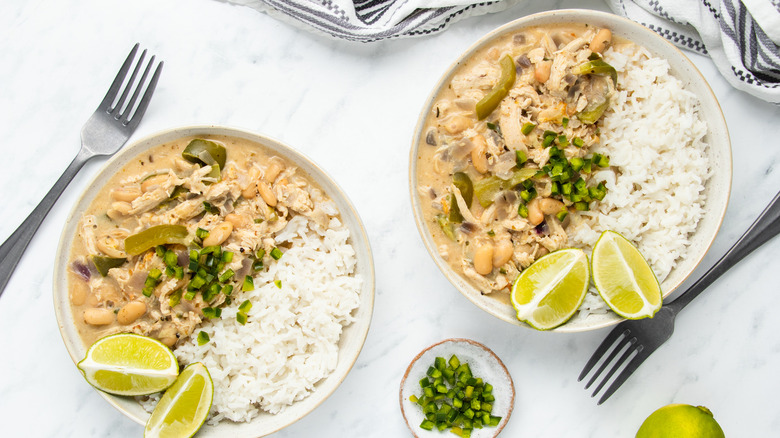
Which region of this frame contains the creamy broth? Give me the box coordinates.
[68,135,337,347]
[416,24,625,297]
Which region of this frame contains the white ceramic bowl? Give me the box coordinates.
[53,125,375,436]
[409,10,732,332]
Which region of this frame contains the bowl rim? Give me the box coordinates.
[408,9,732,333]
[53,124,376,436]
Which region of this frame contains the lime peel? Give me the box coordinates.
[510,248,590,330]
[591,230,662,319]
[145,362,213,438]
[77,333,179,396]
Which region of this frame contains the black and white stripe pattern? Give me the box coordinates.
[607,0,780,103]
[226,0,516,43]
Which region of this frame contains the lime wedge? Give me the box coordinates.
[591,230,662,319]
[77,333,179,396]
[510,248,590,330]
[145,363,213,438]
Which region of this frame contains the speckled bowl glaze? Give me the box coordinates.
[409,9,731,332]
[53,125,375,437]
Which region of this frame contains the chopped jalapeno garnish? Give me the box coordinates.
[411,355,501,436]
[520,122,536,135]
[270,247,283,260]
[197,331,210,345]
[242,275,254,291]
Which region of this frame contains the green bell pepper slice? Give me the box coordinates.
[91,255,127,276]
[124,225,189,256]
[182,139,227,170]
[473,168,537,207]
[452,172,473,208]
[572,59,618,84]
[475,55,517,120]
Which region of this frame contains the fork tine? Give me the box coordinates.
[98,43,139,112]
[597,347,651,405]
[591,341,640,397]
[578,326,627,382]
[584,330,632,389]
[112,49,147,116]
[120,54,155,125]
[125,60,163,130]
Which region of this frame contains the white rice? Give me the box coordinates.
[569,44,711,316]
[142,215,362,423]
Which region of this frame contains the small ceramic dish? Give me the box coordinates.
[408,9,732,332]
[400,339,515,437]
[53,125,375,437]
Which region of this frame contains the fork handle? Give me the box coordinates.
[668,190,780,314]
[0,149,90,297]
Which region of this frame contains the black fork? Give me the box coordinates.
[579,189,780,404]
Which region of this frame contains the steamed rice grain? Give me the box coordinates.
[146,215,362,423]
[569,44,711,317]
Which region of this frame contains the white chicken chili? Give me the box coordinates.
[67,135,340,348]
[416,24,620,298]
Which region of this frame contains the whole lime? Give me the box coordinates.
[636,404,725,438]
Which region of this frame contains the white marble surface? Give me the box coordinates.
[1,0,779,437]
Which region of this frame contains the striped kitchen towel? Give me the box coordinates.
[606,0,780,104]
[224,0,519,43]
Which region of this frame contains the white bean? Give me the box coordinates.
[225,213,248,229]
[535,60,552,83]
[203,222,233,247]
[493,239,514,268]
[443,115,472,135]
[471,135,489,174]
[590,29,612,53]
[83,308,114,326]
[474,243,495,276]
[527,198,544,226]
[110,187,141,202]
[539,198,565,215]
[141,174,168,193]
[257,181,277,207]
[264,159,285,183]
[117,301,147,325]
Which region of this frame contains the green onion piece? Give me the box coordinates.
[274,279,282,289]
[197,331,210,345]
[242,275,254,291]
[236,312,248,325]
[270,247,283,260]
[521,122,536,135]
[515,149,527,166]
